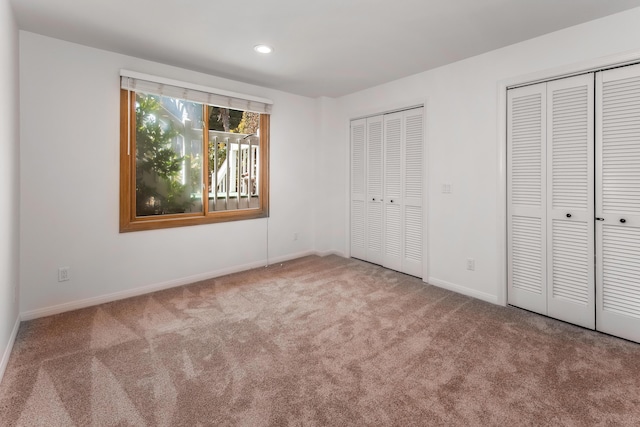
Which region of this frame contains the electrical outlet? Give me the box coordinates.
[293,232,298,241]
[442,183,452,194]
[466,258,475,271]
[58,267,70,282]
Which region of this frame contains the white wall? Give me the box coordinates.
[19,32,317,316]
[17,7,640,317]
[0,0,20,380]
[313,96,345,255]
[328,7,640,303]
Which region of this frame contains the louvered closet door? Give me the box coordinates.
[350,119,367,260]
[403,108,424,277]
[546,75,595,329]
[366,116,384,265]
[596,65,640,343]
[508,83,547,315]
[383,112,403,272]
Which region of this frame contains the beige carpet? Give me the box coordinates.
[1,255,639,426]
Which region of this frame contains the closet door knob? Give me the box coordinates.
[390,199,394,203]
[372,197,375,201]
[566,213,572,218]
[620,218,627,223]
[596,217,604,221]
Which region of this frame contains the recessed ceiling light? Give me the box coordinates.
[254,44,273,54]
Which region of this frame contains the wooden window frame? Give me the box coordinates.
[119,89,270,232]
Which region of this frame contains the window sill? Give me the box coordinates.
[119,207,269,233]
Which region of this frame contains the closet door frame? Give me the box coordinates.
[499,50,640,308]
[502,52,640,343]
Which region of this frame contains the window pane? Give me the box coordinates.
[135,94,203,216]
[208,107,260,212]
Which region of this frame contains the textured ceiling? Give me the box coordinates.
[11,0,640,97]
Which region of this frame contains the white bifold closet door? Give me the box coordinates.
[546,75,595,329]
[350,118,366,260]
[351,107,424,277]
[383,108,424,276]
[507,82,548,314]
[508,75,595,328]
[366,116,384,265]
[383,112,404,271]
[402,108,425,277]
[596,64,640,343]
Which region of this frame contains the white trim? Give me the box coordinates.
[120,69,273,106]
[266,250,315,265]
[350,104,424,121]
[497,48,640,311]
[314,250,347,258]
[0,317,20,385]
[502,48,640,90]
[347,97,428,123]
[344,115,352,258]
[19,251,340,321]
[428,277,499,305]
[496,80,508,306]
[422,99,430,283]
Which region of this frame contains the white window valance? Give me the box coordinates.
[120,70,273,114]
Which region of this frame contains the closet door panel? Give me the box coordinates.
[596,65,640,343]
[350,119,366,260]
[383,112,403,271]
[366,116,384,265]
[403,108,424,277]
[508,83,547,314]
[546,75,595,329]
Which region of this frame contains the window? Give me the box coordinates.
[119,72,271,232]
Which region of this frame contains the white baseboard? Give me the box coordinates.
[0,316,20,385]
[266,249,348,264]
[427,277,500,305]
[267,250,315,265]
[313,250,346,258]
[20,250,334,321]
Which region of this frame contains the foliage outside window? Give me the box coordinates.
[120,89,269,232]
